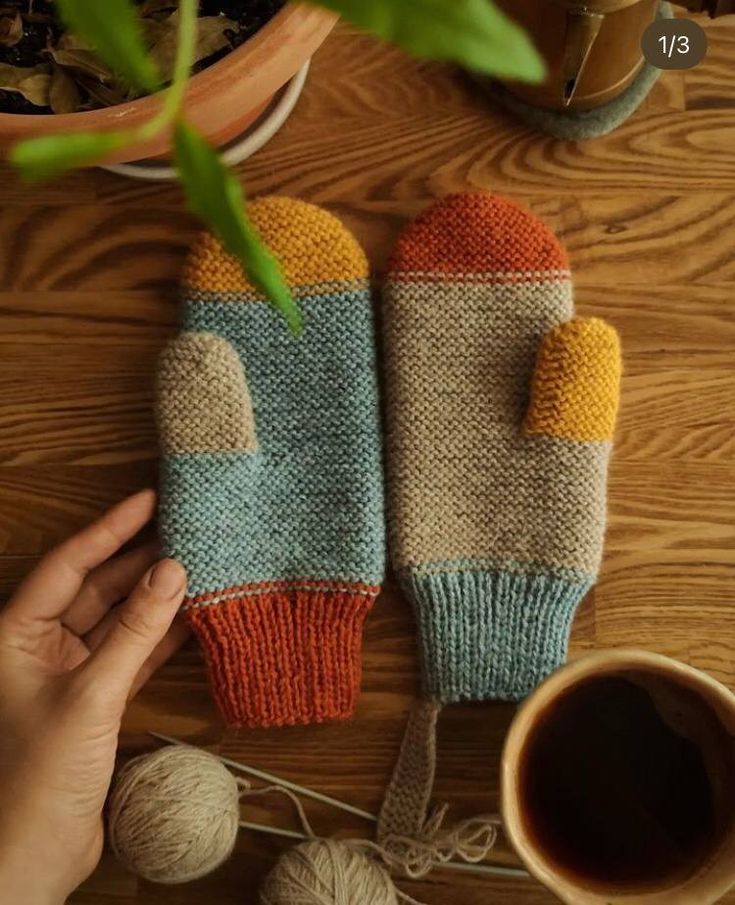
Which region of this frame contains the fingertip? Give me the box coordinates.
[126,487,157,513]
[146,558,187,601]
[108,488,157,529]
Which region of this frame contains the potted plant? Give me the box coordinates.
[5,0,545,333]
[0,1,338,163]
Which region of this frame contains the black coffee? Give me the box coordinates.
[520,674,733,889]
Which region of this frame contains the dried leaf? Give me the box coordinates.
[55,0,160,94]
[47,47,114,82]
[149,11,236,81]
[22,12,55,25]
[0,12,23,48]
[75,72,127,108]
[49,62,80,113]
[56,31,95,52]
[0,62,51,107]
[138,0,178,16]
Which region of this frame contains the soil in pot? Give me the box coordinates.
[0,0,286,116]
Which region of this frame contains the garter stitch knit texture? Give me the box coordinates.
[157,197,385,728]
[383,193,621,702]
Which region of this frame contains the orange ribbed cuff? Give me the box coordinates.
[184,581,378,728]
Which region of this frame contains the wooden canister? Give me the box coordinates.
[495,0,660,110]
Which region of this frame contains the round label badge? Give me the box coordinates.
[642,18,708,70]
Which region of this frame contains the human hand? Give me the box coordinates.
[0,490,189,905]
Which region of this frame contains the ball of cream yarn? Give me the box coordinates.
[107,745,240,884]
[260,839,399,905]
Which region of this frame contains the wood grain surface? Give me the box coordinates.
[0,14,733,905]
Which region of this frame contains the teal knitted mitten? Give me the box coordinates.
[156,197,385,728]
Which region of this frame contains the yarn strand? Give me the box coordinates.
[238,778,317,839]
[377,699,504,880]
[376,806,501,880]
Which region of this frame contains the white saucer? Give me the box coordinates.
[101,60,310,181]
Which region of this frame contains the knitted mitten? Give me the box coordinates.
[156,197,385,729]
[383,192,621,703]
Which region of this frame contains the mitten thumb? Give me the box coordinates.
[525,316,621,442]
[157,332,257,455]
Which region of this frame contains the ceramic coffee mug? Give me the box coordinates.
[502,650,735,905]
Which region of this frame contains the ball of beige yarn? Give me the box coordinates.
[107,745,240,884]
[260,839,399,905]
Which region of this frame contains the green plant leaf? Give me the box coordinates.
[55,0,160,94]
[10,131,132,181]
[311,0,545,82]
[174,120,302,336]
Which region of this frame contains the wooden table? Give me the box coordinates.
[1,16,734,905]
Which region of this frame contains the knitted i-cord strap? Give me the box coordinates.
[383,193,622,703]
[156,197,385,728]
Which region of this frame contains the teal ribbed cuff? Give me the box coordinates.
[404,567,593,702]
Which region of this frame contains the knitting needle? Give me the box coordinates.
[240,820,309,841]
[150,732,378,824]
[439,860,529,879]
[238,820,529,879]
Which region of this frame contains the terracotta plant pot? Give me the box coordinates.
[0,3,337,165]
